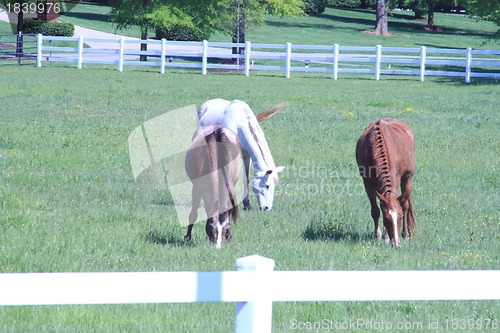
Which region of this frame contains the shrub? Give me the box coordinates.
[327,0,375,8]
[303,0,328,15]
[155,25,210,41]
[23,19,74,36]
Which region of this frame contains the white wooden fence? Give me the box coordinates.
[35,34,500,83]
[1,255,499,333]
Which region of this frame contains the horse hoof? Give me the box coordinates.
[184,235,191,243]
[244,205,252,211]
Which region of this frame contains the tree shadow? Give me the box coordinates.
[267,8,496,39]
[60,11,111,23]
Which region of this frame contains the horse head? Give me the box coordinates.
[252,166,285,211]
[376,191,403,248]
[205,212,232,249]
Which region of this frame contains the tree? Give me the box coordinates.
[467,0,500,27]
[374,0,390,35]
[216,0,304,58]
[110,0,219,60]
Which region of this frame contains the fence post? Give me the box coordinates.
[36,34,43,68]
[77,36,84,69]
[375,44,382,81]
[245,41,251,77]
[333,44,339,80]
[202,40,208,75]
[118,38,125,72]
[465,47,472,84]
[419,46,426,82]
[285,42,292,79]
[235,255,275,333]
[160,38,166,74]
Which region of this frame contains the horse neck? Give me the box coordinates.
[372,120,393,195]
[242,133,276,174]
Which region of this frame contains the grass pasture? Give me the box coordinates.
[0,64,499,332]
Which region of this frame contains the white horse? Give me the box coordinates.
[197,99,286,211]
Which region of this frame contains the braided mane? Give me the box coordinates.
[371,120,392,195]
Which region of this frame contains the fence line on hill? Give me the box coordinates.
[1,255,500,333]
[34,34,500,83]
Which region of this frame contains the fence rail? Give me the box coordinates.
[34,34,500,83]
[1,255,499,333]
[0,33,37,65]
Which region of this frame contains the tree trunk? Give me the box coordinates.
[140,25,148,62]
[16,11,24,58]
[140,0,148,61]
[427,1,435,27]
[232,2,245,65]
[16,11,23,34]
[374,0,390,35]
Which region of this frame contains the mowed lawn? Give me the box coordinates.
[0,63,498,332]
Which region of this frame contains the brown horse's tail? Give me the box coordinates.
[228,181,238,226]
[215,128,239,226]
[256,103,289,123]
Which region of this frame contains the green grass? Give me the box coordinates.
[0,64,499,332]
[1,5,499,332]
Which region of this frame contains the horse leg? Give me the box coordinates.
[364,181,381,240]
[400,174,414,239]
[242,151,252,210]
[225,226,233,242]
[185,186,201,242]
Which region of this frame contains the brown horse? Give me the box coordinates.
[184,125,241,248]
[356,118,416,248]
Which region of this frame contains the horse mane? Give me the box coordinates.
[371,119,392,195]
[248,112,277,177]
[256,103,288,123]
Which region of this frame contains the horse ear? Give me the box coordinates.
[376,191,387,203]
[255,171,267,178]
[275,166,286,173]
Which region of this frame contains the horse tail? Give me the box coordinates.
[228,180,238,226]
[256,102,288,123]
[215,128,239,226]
[204,130,221,218]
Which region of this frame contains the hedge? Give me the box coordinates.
[23,19,75,37]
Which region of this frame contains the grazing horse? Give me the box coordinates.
[197,99,286,211]
[184,125,241,248]
[356,118,416,248]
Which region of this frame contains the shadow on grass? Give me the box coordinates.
[302,212,372,242]
[303,223,371,242]
[267,8,496,39]
[145,230,195,247]
[60,11,111,23]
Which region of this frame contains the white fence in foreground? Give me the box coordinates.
[1,255,500,333]
[35,34,500,83]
